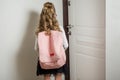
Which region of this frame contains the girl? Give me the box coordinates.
[34,2,68,80]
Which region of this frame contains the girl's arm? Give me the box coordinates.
[59,25,69,50]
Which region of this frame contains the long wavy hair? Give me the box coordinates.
[35,2,61,36]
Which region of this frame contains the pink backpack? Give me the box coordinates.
[38,30,66,69]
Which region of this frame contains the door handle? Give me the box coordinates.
[67,24,74,29]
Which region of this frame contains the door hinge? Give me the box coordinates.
[68,1,71,6]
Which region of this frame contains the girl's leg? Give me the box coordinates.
[55,73,62,80]
[44,74,51,80]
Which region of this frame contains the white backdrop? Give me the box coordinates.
[0,0,63,80]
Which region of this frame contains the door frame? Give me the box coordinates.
[62,0,70,80]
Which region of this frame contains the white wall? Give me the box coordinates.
[0,0,63,80]
[106,0,120,80]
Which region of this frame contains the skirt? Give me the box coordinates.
[36,58,67,76]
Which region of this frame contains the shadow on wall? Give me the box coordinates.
[16,11,42,80]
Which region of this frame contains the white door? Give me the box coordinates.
[68,0,105,80]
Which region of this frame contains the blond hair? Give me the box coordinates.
[35,2,61,36]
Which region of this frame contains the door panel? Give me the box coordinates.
[68,0,105,80]
[76,54,105,80]
[75,0,105,26]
